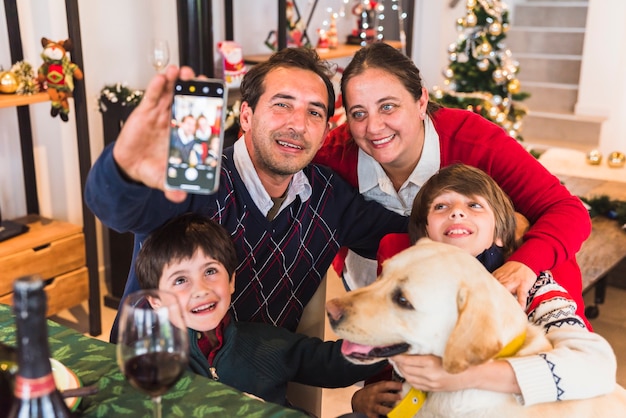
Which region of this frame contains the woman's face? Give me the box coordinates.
[344,68,428,168]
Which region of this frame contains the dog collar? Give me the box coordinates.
[387,388,427,418]
[496,331,526,358]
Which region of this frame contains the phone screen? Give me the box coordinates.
[165,79,227,194]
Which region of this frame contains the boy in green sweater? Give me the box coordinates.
[135,212,383,413]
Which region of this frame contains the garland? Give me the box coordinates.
[98,83,144,113]
[581,195,626,229]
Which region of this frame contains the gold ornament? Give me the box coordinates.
[477,59,490,71]
[607,151,626,168]
[478,42,492,56]
[466,12,478,27]
[492,69,505,84]
[507,79,521,94]
[586,150,602,165]
[466,0,477,8]
[0,70,18,94]
[489,22,502,36]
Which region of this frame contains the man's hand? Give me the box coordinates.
[492,260,536,306]
[351,380,402,418]
[111,65,196,203]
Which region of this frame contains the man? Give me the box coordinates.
[169,114,200,165]
[85,48,407,341]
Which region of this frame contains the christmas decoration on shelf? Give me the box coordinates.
[98,83,144,114]
[218,41,247,89]
[581,195,626,230]
[0,69,18,94]
[265,0,317,51]
[347,0,380,45]
[432,0,530,141]
[317,8,339,52]
[0,61,39,95]
[37,37,84,122]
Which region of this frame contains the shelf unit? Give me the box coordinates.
[223,0,415,62]
[2,0,101,336]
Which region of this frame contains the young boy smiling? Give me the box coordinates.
[134,212,384,411]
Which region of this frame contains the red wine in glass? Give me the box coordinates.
[124,352,185,397]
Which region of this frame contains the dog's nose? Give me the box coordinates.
[325,298,344,326]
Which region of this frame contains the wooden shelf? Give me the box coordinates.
[0,91,49,108]
[244,40,403,64]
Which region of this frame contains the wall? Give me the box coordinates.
[0,0,624,252]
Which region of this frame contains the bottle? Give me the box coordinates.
[8,275,73,418]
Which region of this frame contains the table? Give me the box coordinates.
[0,304,306,418]
[552,175,626,319]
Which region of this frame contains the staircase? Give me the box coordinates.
[507,0,603,151]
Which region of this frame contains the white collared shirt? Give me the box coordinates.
[233,137,312,218]
[344,116,441,290]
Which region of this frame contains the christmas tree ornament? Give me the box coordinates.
[492,68,505,84]
[477,59,490,71]
[507,78,520,94]
[489,22,502,36]
[465,12,478,27]
[586,149,603,165]
[607,151,626,168]
[0,69,18,94]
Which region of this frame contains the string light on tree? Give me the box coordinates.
[432,0,530,141]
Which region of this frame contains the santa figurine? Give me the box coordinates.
[218,41,247,89]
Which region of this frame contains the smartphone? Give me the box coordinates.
[165,78,227,194]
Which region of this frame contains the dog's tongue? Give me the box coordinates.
[341,340,376,357]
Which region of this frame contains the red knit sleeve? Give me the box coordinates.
[377,233,411,275]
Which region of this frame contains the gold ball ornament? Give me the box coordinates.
[465,12,478,27]
[478,42,492,56]
[466,0,477,8]
[489,22,502,36]
[492,69,505,84]
[0,70,18,94]
[507,79,521,94]
[477,59,490,71]
[607,151,626,168]
[586,150,602,165]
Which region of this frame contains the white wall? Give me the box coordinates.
[1,0,624,233]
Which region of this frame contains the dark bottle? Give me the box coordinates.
[8,275,73,418]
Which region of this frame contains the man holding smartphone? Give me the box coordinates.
[85,47,408,341]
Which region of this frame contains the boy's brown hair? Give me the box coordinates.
[409,164,518,257]
[135,213,238,290]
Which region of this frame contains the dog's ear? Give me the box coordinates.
[442,282,506,374]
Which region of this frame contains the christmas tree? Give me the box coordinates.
[432,0,529,141]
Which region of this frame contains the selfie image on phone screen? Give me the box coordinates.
[166,79,226,194]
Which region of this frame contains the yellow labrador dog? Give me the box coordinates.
[326,239,626,417]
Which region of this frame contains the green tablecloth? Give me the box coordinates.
[0,304,305,418]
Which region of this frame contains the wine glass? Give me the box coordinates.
[150,39,170,73]
[117,289,189,418]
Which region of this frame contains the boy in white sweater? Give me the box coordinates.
[352,163,617,417]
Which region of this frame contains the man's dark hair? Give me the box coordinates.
[240,47,336,121]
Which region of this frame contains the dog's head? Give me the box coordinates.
[326,238,529,373]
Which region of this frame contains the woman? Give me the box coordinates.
[313,42,591,325]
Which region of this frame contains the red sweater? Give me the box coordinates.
[314,107,591,326]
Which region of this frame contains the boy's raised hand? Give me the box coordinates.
[111,65,196,203]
